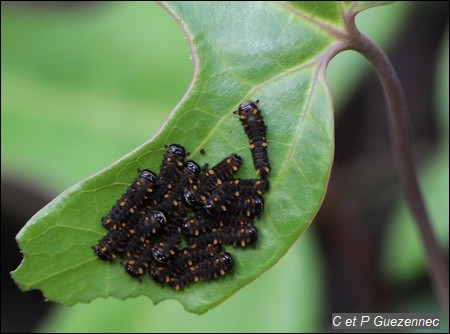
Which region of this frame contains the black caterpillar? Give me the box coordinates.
[156,160,200,214]
[181,214,225,237]
[152,144,186,206]
[123,209,167,257]
[150,244,222,285]
[234,100,271,177]
[204,178,269,215]
[187,224,258,248]
[184,154,242,206]
[168,251,234,291]
[151,224,182,263]
[101,169,157,230]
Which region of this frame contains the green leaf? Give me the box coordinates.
[11,1,394,314]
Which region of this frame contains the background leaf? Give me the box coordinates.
[1,2,192,192]
[10,1,397,315]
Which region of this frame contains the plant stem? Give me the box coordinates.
[344,12,449,318]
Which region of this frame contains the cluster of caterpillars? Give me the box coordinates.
[93,100,271,290]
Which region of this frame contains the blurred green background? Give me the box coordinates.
[1,2,448,332]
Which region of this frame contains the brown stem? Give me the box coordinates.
[340,12,449,318]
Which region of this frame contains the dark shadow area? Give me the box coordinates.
[1,176,55,333]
